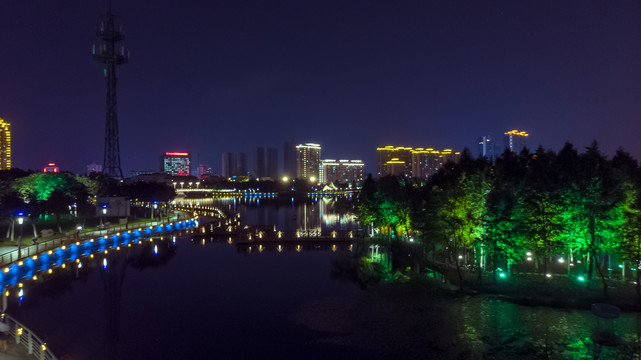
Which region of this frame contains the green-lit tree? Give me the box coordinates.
[621,183,641,295]
[43,189,74,233]
[437,172,491,290]
[517,147,565,274]
[480,187,521,279]
[575,142,624,299]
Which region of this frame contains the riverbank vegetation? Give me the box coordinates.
[0,170,176,244]
[354,142,641,305]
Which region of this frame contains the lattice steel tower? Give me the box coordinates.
[93,2,128,179]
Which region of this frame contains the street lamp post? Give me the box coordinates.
[17,212,24,259]
[152,201,158,220]
[101,204,108,233]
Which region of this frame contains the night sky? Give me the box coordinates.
[1,0,641,176]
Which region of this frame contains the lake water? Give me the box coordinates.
[6,199,641,359]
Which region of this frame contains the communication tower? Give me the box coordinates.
[93,1,128,179]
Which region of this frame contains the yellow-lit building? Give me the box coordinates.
[504,130,529,153]
[376,146,412,177]
[296,143,321,180]
[0,118,11,170]
[411,148,461,179]
[377,145,460,179]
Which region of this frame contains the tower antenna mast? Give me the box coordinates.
[93,0,128,179]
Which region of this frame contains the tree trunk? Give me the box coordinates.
[587,252,594,281]
[455,255,463,292]
[55,213,62,234]
[5,218,11,240]
[592,249,609,301]
[634,262,641,296]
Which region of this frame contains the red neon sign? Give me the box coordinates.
[165,152,188,156]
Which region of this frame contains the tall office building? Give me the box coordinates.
[376,146,413,178]
[411,148,461,179]
[478,136,497,159]
[256,147,278,179]
[197,164,213,179]
[0,118,10,170]
[221,152,247,178]
[87,163,102,174]
[504,130,529,153]
[161,152,191,176]
[320,159,365,184]
[267,148,278,179]
[296,143,321,180]
[256,147,266,177]
[377,145,460,179]
[283,140,296,178]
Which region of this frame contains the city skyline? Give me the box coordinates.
[1,1,641,175]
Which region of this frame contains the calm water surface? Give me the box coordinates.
[6,200,641,359]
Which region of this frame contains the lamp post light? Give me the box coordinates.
[152,201,158,220]
[17,212,24,258]
[101,204,108,230]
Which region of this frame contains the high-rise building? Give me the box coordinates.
[440,149,461,165]
[43,163,59,173]
[376,146,412,178]
[283,140,296,178]
[320,159,365,184]
[221,152,247,178]
[197,164,213,179]
[256,147,266,178]
[504,130,529,153]
[267,147,278,179]
[161,152,191,176]
[411,149,442,179]
[296,143,321,180]
[478,136,497,159]
[87,163,102,174]
[410,148,461,179]
[255,147,278,179]
[0,118,10,170]
[377,145,460,179]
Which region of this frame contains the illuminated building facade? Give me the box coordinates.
[162,152,191,176]
[504,130,529,153]
[478,135,497,159]
[296,143,321,180]
[0,118,10,170]
[376,146,412,177]
[411,148,460,179]
[43,163,59,173]
[320,159,365,184]
[221,152,247,178]
[197,164,213,179]
[378,145,460,179]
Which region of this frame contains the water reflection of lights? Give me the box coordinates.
[0,218,196,304]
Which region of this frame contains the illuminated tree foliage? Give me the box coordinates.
[357,141,641,298]
[517,147,564,274]
[13,173,73,201]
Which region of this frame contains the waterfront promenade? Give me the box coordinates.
[0,213,191,268]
